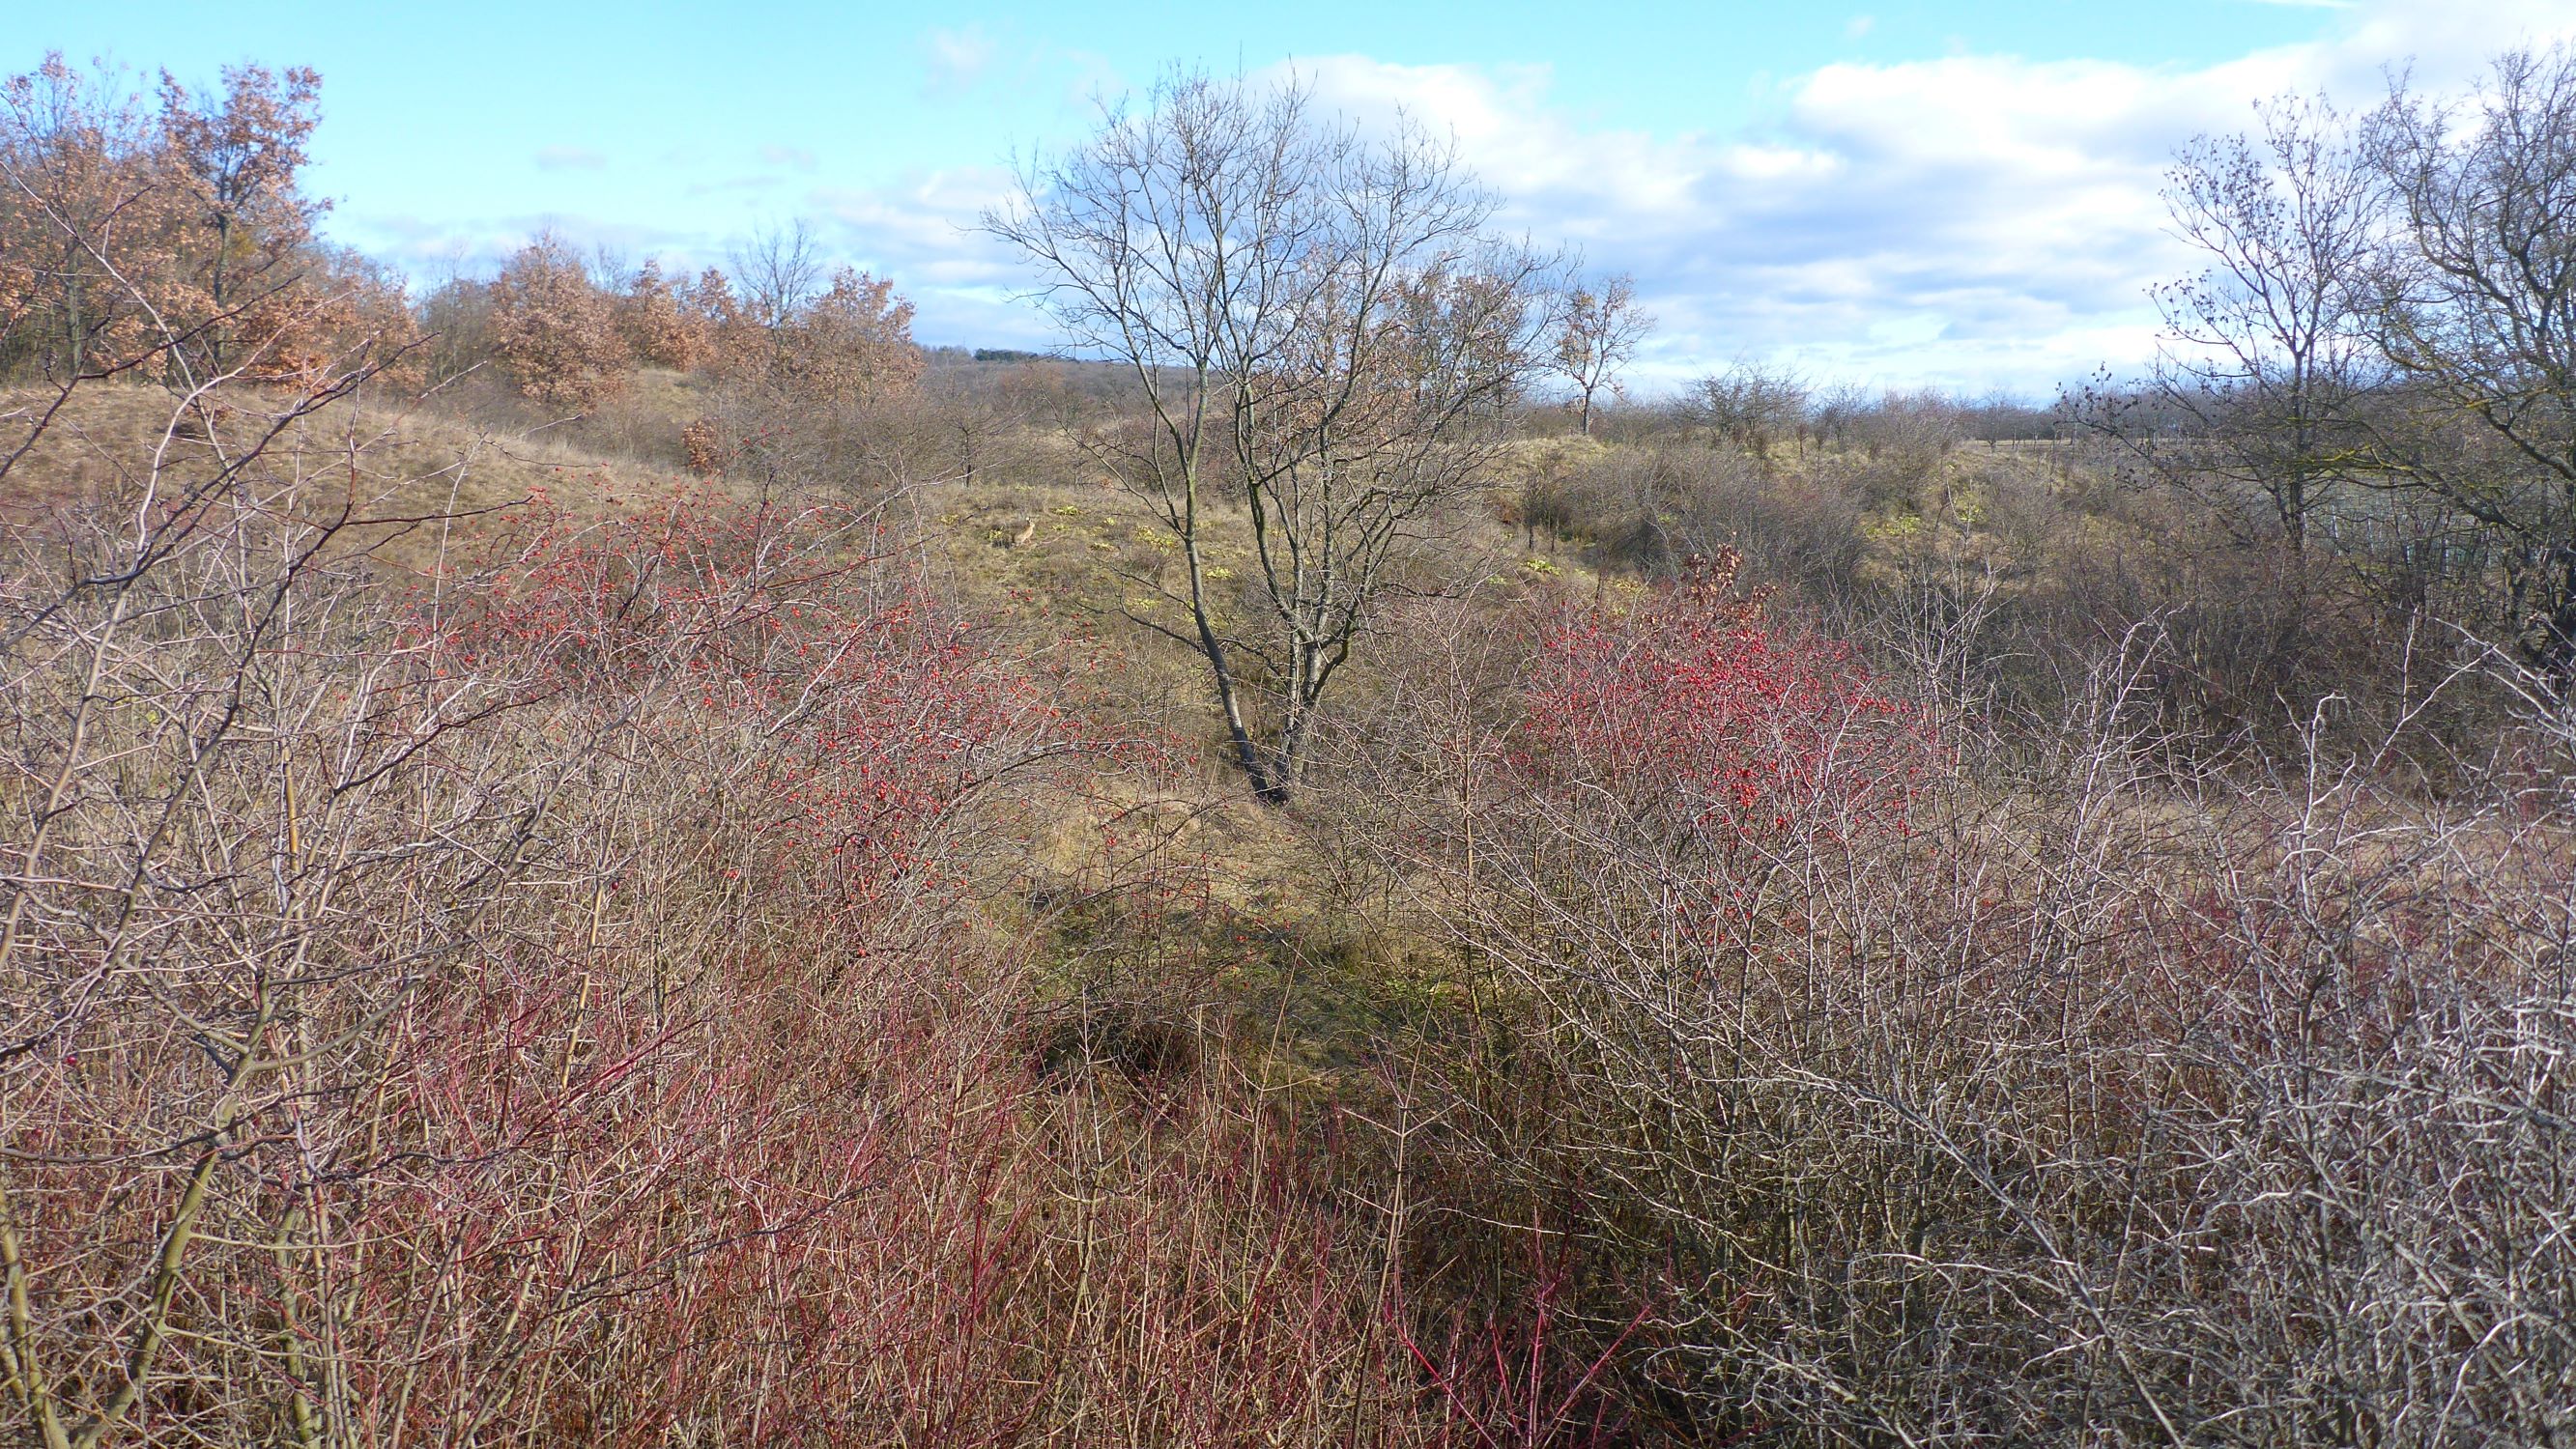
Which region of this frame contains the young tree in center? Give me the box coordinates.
[989,70,1557,801]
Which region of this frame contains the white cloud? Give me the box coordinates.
[1265,0,2576,395]
[355,0,2576,378]
[804,165,1043,341]
[924,24,999,96]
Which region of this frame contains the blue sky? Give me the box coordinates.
[23,0,2576,396]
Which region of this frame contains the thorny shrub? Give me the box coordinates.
[1406,569,2576,1445]
[1,371,1625,1445]
[1521,550,1934,852]
[425,483,1071,923]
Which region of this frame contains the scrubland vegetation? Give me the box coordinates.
[5,49,2575,1449]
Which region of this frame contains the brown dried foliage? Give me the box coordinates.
[488,230,625,411]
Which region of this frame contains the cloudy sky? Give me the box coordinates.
[31,0,2576,397]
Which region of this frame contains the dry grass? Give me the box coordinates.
[8,363,2572,1447]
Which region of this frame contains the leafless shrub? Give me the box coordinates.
[1363,581,2576,1444]
[1520,445,1866,600]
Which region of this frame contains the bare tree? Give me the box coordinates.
[2365,46,2576,688]
[1847,387,1962,469]
[1553,270,1651,436]
[2105,94,2382,551]
[1962,387,2050,449]
[728,218,827,336]
[1806,380,1869,453]
[1686,358,1807,459]
[987,69,1557,801]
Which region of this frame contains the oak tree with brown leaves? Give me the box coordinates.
[489,228,626,410]
[0,55,169,379]
[618,257,709,370]
[156,63,325,375]
[3,55,406,390]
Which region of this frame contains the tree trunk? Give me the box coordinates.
[62,273,81,378]
[1180,502,1286,804]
